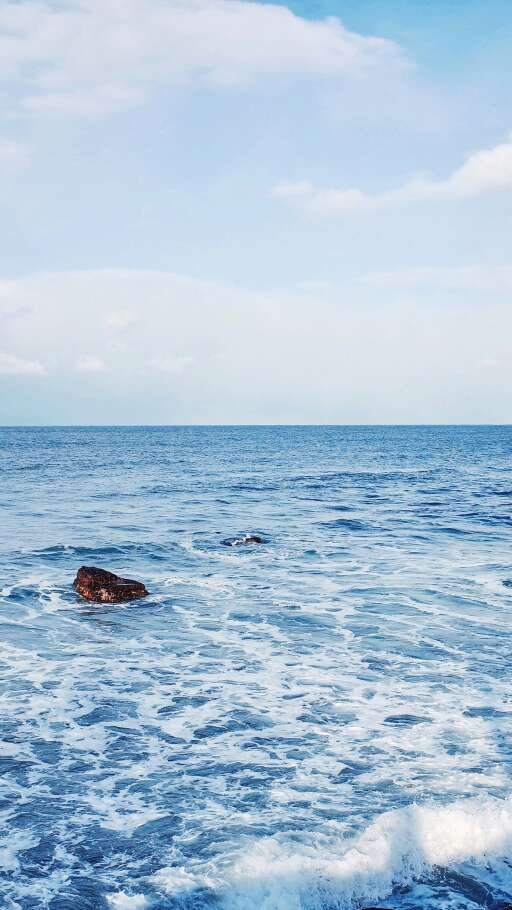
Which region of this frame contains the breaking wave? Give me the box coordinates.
[145,797,512,909]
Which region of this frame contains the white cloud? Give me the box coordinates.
[274,134,512,215]
[105,310,139,330]
[23,86,146,118]
[151,355,195,375]
[0,350,47,376]
[362,265,512,293]
[75,355,108,373]
[0,0,404,117]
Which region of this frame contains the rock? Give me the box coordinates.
[222,534,263,547]
[73,566,149,603]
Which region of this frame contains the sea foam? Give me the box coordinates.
[204,797,512,909]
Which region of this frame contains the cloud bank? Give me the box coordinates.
[0,269,510,424]
[363,265,512,293]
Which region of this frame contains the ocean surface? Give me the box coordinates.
[1,425,512,910]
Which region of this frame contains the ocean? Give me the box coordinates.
[1,425,512,910]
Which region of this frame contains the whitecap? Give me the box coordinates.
[220,797,512,910]
[107,893,148,909]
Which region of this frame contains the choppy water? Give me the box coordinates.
[1,425,512,910]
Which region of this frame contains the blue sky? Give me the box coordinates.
[0,0,511,424]
[262,0,512,71]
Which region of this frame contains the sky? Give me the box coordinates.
[0,0,511,424]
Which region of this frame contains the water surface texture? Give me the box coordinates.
[1,426,512,910]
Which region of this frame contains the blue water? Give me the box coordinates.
[2,426,512,910]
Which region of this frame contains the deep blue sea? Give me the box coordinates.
[2,426,512,910]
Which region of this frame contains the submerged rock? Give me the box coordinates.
[73,566,149,603]
[222,534,263,547]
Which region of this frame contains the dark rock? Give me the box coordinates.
[73,566,148,603]
[222,534,263,547]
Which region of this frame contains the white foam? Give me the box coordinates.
[0,829,39,874]
[219,796,512,910]
[153,866,204,894]
[107,893,148,909]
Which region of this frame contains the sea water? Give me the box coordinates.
[1,425,512,910]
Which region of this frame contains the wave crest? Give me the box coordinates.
[223,798,512,909]
[155,797,512,909]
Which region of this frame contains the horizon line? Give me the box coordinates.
[1,423,511,430]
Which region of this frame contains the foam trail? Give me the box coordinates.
[219,797,512,910]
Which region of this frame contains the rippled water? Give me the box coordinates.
[1,425,512,910]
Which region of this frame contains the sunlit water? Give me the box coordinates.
[1,426,512,910]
